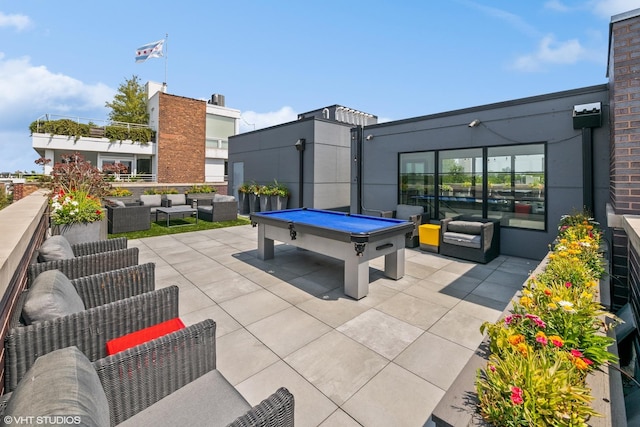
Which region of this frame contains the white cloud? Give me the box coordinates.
[0,12,31,31]
[0,54,114,129]
[590,0,640,18]
[511,35,597,71]
[239,106,298,133]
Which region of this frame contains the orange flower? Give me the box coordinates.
[516,343,528,356]
[508,334,525,346]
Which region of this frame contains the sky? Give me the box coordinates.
[1,0,639,173]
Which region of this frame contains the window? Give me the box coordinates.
[398,143,545,230]
[488,144,545,230]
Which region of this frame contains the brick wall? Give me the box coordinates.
[608,11,640,310]
[157,93,206,183]
[609,13,640,214]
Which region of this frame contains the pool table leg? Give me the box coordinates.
[257,225,274,260]
[384,248,405,280]
[344,257,370,300]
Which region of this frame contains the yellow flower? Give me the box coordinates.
[522,289,532,297]
[516,343,528,356]
[520,296,533,307]
[548,302,558,310]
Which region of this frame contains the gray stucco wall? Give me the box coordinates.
[355,85,610,260]
[228,117,353,210]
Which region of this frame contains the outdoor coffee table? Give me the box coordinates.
[155,206,198,227]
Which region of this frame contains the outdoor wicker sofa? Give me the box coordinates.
[0,321,294,426]
[439,216,501,264]
[30,236,139,284]
[4,285,179,392]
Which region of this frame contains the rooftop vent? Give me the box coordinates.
[208,94,225,106]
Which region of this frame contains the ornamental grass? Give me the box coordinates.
[476,212,619,426]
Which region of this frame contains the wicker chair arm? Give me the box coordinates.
[72,262,156,309]
[94,319,217,426]
[71,237,128,256]
[28,248,139,284]
[228,387,295,427]
[4,286,180,393]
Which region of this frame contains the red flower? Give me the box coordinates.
[570,349,584,358]
[565,282,572,288]
[510,386,524,405]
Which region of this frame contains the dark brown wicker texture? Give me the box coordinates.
[4,285,179,392]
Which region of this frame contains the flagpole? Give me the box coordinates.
[164,33,168,91]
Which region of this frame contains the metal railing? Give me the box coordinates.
[33,114,152,131]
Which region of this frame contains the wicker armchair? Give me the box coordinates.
[29,247,139,284]
[12,263,156,327]
[94,320,294,426]
[106,203,151,234]
[381,204,426,248]
[197,198,238,222]
[0,321,294,427]
[4,285,179,393]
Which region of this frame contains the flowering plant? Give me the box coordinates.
[40,152,110,225]
[50,189,104,224]
[476,211,618,426]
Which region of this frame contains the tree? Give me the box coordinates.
[105,75,149,124]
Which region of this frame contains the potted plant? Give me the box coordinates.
[269,180,290,211]
[258,184,273,212]
[238,183,251,214]
[248,182,261,213]
[46,152,110,244]
[105,187,134,203]
[439,184,453,196]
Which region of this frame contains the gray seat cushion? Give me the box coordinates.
[23,270,85,324]
[443,231,482,249]
[213,194,236,202]
[165,194,186,206]
[118,369,251,427]
[447,220,484,235]
[4,346,110,427]
[140,194,162,207]
[37,235,75,261]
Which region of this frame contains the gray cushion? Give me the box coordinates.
[37,235,75,262]
[140,194,162,207]
[447,220,484,235]
[4,346,110,427]
[114,200,126,208]
[395,204,423,220]
[213,194,235,202]
[165,194,186,206]
[23,270,85,325]
[443,231,482,249]
[118,369,250,427]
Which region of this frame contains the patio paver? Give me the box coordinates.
[134,223,537,426]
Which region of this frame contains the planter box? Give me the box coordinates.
[238,193,250,215]
[51,221,102,245]
[431,255,626,427]
[270,195,289,211]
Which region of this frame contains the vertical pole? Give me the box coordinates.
[164,33,168,88]
[582,127,594,213]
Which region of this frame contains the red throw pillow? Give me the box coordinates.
[106,318,185,355]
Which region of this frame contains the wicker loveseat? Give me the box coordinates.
[1,321,295,427]
[439,216,501,264]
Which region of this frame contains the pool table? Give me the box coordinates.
[250,208,415,299]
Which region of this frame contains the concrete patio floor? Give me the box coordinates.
[130,224,537,427]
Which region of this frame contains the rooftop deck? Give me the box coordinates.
[131,224,536,427]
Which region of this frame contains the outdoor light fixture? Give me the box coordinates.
[365,134,374,141]
[295,138,306,151]
[468,119,481,128]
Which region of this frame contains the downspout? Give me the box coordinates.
[295,138,305,208]
[582,127,594,213]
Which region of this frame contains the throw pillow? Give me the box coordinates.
[4,346,110,427]
[22,270,85,325]
[37,235,75,262]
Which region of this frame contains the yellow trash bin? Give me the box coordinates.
[419,224,441,253]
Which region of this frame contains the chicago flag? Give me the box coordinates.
[135,39,164,63]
